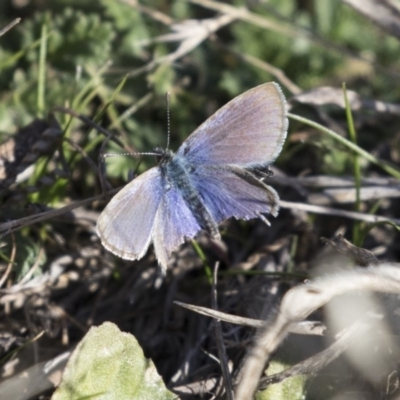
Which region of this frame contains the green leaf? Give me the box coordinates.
[0,232,47,282]
[52,322,177,400]
[256,359,307,400]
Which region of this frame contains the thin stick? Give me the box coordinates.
[280,200,400,227]
[0,190,119,237]
[51,106,125,148]
[212,262,234,399]
[64,137,99,176]
[0,232,16,288]
[0,18,21,37]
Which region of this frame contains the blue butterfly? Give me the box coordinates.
[97,83,288,271]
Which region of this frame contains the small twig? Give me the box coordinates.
[19,246,46,285]
[0,190,119,237]
[0,18,21,37]
[211,262,234,399]
[258,318,372,389]
[63,137,100,176]
[119,0,175,25]
[174,301,326,335]
[280,200,400,226]
[51,106,125,148]
[223,45,302,95]
[49,304,87,333]
[0,232,16,288]
[343,0,400,40]
[321,234,380,266]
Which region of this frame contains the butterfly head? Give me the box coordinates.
[153,147,174,165]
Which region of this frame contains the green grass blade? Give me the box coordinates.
[37,21,48,118]
[343,83,361,245]
[288,113,400,179]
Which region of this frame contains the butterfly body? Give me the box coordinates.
[157,148,220,239]
[97,82,288,271]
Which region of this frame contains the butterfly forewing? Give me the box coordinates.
[177,82,287,167]
[96,167,163,260]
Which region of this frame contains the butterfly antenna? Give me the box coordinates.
[103,152,159,158]
[166,92,171,150]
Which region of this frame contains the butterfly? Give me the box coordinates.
[97,82,288,271]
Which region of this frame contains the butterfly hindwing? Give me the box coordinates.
[153,185,202,269]
[96,167,163,261]
[189,164,279,224]
[177,83,287,167]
